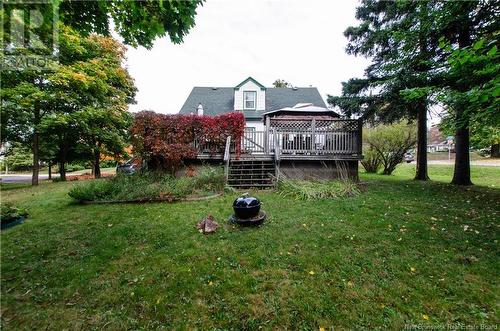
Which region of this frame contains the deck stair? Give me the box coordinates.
[227,159,276,188]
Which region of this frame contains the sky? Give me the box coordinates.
[125,0,371,114]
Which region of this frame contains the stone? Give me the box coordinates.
[196,215,219,234]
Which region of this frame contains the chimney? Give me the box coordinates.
[197,103,204,116]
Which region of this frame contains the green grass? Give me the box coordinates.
[1,164,499,329]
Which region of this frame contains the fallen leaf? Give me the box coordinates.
[410,267,416,273]
[309,271,315,275]
[208,281,214,286]
[347,281,353,287]
[422,314,429,320]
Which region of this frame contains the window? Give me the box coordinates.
[243,91,256,110]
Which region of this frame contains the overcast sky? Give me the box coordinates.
[125,0,370,114]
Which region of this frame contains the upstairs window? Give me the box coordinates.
[243,91,256,110]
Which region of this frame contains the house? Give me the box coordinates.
[179,77,362,187]
[179,77,335,130]
[427,126,454,153]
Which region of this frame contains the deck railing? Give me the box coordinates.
[194,119,362,159]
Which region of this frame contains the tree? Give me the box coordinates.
[364,123,417,175]
[1,0,202,184]
[1,25,136,183]
[328,0,439,181]
[273,79,292,88]
[59,0,204,49]
[1,143,33,172]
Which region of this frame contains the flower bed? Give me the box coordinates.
[68,167,225,203]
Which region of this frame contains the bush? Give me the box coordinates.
[65,164,86,172]
[1,203,28,224]
[100,160,117,168]
[277,177,360,200]
[131,111,245,173]
[68,166,225,202]
[361,147,382,173]
[364,122,417,175]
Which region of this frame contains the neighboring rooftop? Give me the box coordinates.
[179,85,328,120]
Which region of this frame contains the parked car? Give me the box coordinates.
[404,152,414,163]
[116,160,136,174]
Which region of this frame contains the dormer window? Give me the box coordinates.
[243,91,256,110]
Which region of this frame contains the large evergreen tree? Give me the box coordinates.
[330,0,498,185]
[328,0,439,181]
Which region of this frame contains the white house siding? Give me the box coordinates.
[234,81,266,111]
[245,120,265,131]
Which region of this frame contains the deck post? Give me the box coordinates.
[357,119,363,155]
[264,116,270,154]
[311,118,316,154]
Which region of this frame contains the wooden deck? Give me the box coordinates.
[196,119,363,161]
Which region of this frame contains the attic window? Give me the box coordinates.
[243,91,256,110]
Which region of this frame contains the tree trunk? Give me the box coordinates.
[48,162,52,180]
[59,161,66,181]
[451,107,472,185]
[451,14,473,186]
[415,104,429,180]
[491,144,500,158]
[93,149,101,178]
[32,115,40,186]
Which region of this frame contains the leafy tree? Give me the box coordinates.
[273,79,292,88]
[365,122,417,175]
[328,0,438,181]
[1,142,33,172]
[58,0,204,49]
[1,25,136,183]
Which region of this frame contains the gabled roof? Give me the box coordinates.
[179,85,329,120]
[234,76,266,91]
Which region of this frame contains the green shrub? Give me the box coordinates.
[277,177,360,200]
[361,147,382,173]
[65,164,86,172]
[364,122,417,175]
[1,203,28,223]
[100,160,118,168]
[68,166,225,202]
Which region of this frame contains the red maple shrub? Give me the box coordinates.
[131,111,245,172]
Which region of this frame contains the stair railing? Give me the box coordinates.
[223,136,231,182]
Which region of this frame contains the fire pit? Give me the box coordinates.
[230,196,266,226]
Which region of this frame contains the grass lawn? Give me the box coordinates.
[1,164,499,329]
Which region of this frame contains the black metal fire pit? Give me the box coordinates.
[233,196,261,219]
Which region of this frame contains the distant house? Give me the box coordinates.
[427,126,454,153]
[179,76,336,130]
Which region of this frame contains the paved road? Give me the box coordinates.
[0,174,57,183]
[428,160,500,166]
